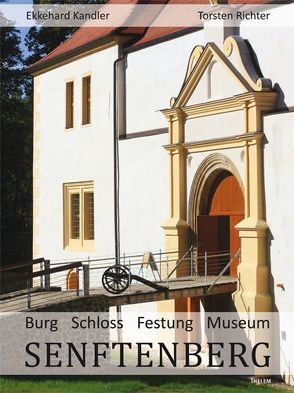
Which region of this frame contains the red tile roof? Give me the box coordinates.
[28,0,270,74]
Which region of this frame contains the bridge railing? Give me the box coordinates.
[0,248,240,309]
[205,249,240,292]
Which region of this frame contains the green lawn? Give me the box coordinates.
[0,376,291,393]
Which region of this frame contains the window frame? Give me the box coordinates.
[82,74,91,126]
[63,181,94,251]
[65,80,74,129]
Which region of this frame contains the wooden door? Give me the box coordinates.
[197,215,230,275]
[229,215,243,276]
[197,172,244,277]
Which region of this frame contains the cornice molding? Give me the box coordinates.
[162,91,278,121]
[163,131,263,153]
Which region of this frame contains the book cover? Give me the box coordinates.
[1,1,293,391]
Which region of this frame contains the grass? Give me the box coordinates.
[0,376,290,393]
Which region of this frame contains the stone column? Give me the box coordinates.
[233,94,277,312]
[160,110,192,358]
[161,109,190,279]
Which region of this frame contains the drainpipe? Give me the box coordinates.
[113,47,126,343]
[113,48,126,267]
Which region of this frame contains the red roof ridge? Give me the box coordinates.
[28,0,143,71]
[28,0,272,74]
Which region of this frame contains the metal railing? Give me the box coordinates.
[0,247,240,310]
[206,249,240,293]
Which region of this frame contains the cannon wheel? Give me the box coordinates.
[102,265,131,294]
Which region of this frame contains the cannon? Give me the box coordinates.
[102,264,166,294]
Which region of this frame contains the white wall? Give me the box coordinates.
[36,29,206,267]
[185,110,244,142]
[119,133,169,255]
[264,112,294,313]
[36,45,118,264]
[126,30,204,133]
[240,3,294,108]
[264,111,294,383]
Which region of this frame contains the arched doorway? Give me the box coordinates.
[197,170,244,277]
[67,269,77,290]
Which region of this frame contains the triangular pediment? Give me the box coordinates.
[172,36,272,109]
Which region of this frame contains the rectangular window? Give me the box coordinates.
[84,192,94,240]
[66,81,74,129]
[70,193,80,239]
[64,181,94,250]
[82,75,91,125]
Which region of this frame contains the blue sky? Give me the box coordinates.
[4,0,32,3]
[4,0,32,56]
[19,27,29,57]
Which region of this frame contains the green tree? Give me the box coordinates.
[1,23,32,271]
[1,1,105,290]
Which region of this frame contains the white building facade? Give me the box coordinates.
[30,1,294,383]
